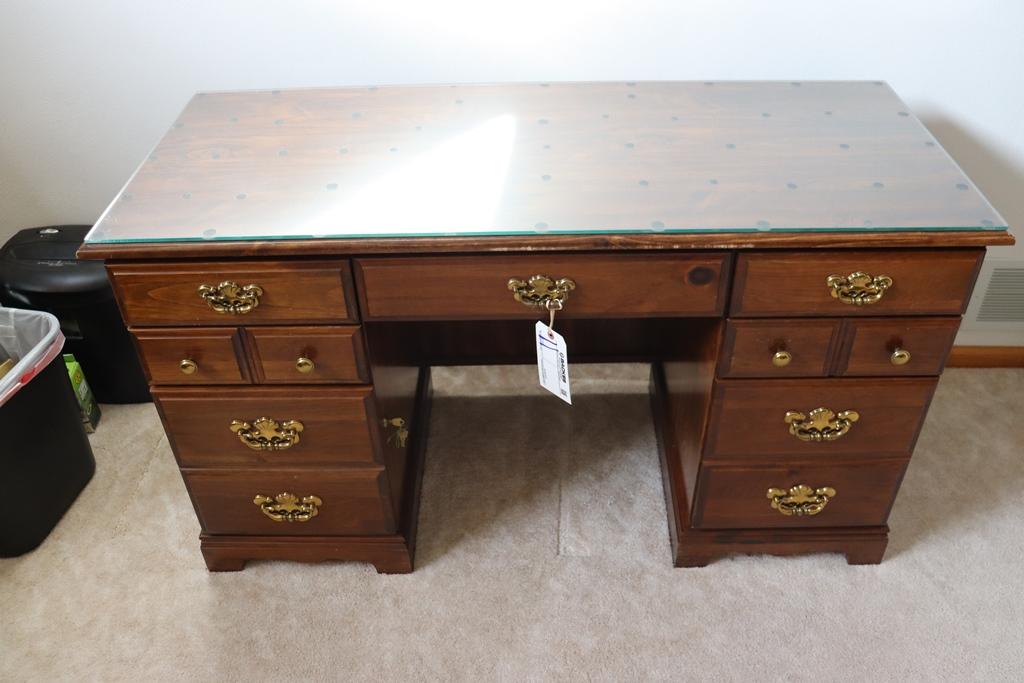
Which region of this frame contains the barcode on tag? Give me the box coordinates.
[535,321,571,404]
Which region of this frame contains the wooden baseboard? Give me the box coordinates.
[947,346,1024,368]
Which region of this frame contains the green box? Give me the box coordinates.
[64,353,101,433]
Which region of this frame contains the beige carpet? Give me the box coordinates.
[2,366,1023,681]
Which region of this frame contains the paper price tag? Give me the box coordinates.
[535,321,571,405]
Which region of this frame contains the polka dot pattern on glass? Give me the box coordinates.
[86,82,1008,243]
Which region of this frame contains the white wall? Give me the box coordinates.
[1,0,1022,339]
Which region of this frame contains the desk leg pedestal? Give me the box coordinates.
[199,368,432,574]
[650,363,889,567]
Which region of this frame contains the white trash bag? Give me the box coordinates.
[0,306,65,409]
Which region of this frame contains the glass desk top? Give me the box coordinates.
[86,81,1008,244]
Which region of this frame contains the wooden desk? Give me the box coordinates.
[80,82,1013,571]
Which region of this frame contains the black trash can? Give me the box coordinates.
[0,225,149,403]
[1,307,95,556]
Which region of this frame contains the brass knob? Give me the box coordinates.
[180,359,198,375]
[295,357,315,374]
[772,350,792,367]
[890,348,911,366]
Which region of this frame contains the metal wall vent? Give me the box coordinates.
[976,267,1024,323]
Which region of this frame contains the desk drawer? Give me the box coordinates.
[731,249,982,317]
[692,460,908,529]
[184,468,394,535]
[705,378,937,461]
[135,328,249,385]
[719,319,841,378]
[249,326,368,384]
[109,260,356,326]
[356,254,730,320]
[838,318,960,377]
[154,386,380,467]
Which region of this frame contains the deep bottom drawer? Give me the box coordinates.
[184,469,395,536]
[693,460,908,529]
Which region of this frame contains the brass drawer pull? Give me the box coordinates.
[826,272,892,306]
[197,280,264,314]
[229,417,304,451]
[784,407,859,442]
[253,492,322,522]
[772,350,792,367]
[381,417,409,448]
[295,356,315,374]
[890,347,911,366]
[767,484,836,517]
[507,275,576,309]
[179,359,198,375]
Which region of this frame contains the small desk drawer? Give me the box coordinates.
[184,468,394,535]
[719,319,841,378]
[135,328,248,385]
[705,378,937,461]
[249,326,368,384]
[692,460,908,529]
[109,260,356,326]
[838,318,960,377]
[356,254,730,320]
[154,386,380,467]
[731,249,982,317]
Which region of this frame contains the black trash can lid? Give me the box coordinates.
[0,226,110,297]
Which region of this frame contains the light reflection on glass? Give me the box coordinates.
[300,114,517,235]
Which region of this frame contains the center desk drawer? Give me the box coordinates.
[705,378,937,460]
[355,254,730,319]
[153,386,380,467]
[108,260,357,326]
[183,468,394,536]
[731,249,983,317]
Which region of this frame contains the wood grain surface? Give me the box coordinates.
[356,253,730,319]
[183,468,394,536]
[703,377,938,460]
[154,385,381,467]
[730,249,984,316]
[692,459,908,529]
[108,260,357,326]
